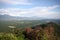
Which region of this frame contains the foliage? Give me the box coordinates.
[0,22,60,40]
[0,33,17,40]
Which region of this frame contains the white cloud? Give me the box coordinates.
[0,5,60,19]
[46,12,60,19]
[0,0,31,5]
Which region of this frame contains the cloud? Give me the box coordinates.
[0,0,31,5]
[0,5,60,19]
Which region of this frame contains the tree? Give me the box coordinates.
[0,33,17,40]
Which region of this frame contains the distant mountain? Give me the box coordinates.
[0,14,43,20]
[0,14,17,20]
[0,14,60,23]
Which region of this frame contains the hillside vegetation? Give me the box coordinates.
[0,22,60,40]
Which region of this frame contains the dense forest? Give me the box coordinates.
[0,22,60,40]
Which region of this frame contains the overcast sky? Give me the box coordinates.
[0,0,60,19]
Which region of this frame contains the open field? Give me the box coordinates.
[0,20,60,32]
[0,20,46,32]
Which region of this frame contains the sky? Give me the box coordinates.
[0,0,60,19]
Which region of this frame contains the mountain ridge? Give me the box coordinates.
[0,14,60,21]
